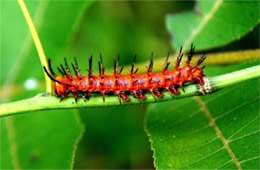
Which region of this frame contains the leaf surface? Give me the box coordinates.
[151,2,260,168]
[145,62,260,169]
[74,106,153,169]
[166,0,260,51]
[0,0,39,83]
[0,110,83,169]
[0,0,92,168]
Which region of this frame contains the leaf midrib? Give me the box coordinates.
[5,117,21,169]
[194,96,242,170]
[3,2,49,169]
[182,0,223,51]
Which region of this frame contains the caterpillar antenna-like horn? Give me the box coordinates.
[176,46,183,68]
[147,52,154,73]
[163,51,171,71]
[88,56,93,77]
[43,66,61,84]
[187,43,195,64]
[114,54,120,75]
[48,59,56,76]
[131,54,137,74]
[64,57,71,74]
[57,67,65,76]
[44,66,72,86]
[197,54,206,66]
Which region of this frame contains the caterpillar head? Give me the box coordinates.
[191,67,204,85]
[53,77,67,97]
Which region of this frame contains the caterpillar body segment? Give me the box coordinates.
[43,45,206,103]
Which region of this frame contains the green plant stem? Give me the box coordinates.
[0,65,259,117]
[211,65,260,90]
[117,49,260,75]
[18,0,51,93]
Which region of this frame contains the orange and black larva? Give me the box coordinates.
[43,45,206,103]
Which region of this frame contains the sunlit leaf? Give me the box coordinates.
[166,0,260,51]
[0,0,92,168]
[145,62,260,169]
[0,110,83,169]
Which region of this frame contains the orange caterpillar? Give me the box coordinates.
[43,45,206,103]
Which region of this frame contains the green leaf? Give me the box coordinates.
[0,0,93,87]
[166,0,260,51]
[0,110,83,169]
[145,63,260,169]
[0,1,92,168]
[148,1,260,167]
[74,106,153,169]
[0,0,39,83]
[1,63,260,117]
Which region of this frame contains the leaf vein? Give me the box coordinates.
[214,96,260,120]
[185,146,225,168]
[195,96,242,170]
[170,136,219,154]
[5,117,21,169]
[228,116,260,140]
[182,0,223,51]
[229,130,260,143]
[240,155,260,164]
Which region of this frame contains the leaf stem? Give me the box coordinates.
[17,0,51,93]
[117,49,260,75]
[0,65,259,117]
[211,65,260,90]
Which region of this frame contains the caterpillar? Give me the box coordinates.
[43,44,206,103]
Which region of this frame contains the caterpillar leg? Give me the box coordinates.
[115,91,122,104]
[194,76,205,86]
[152,88,164,98]
[168,85,180,95]
[59,93,69,102]
[148,89,159,101]
[82,91,90,101]
[148,88,164,101]
[118,91,130,102]
[72,92,79,103]
[133,90,146,101]
[101,91,106,102]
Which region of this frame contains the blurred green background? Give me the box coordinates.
[0,1,193,169]
[0,0,259,169]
